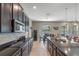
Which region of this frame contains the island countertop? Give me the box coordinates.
[47,36,79,56]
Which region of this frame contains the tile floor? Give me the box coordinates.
[30,41,50,56]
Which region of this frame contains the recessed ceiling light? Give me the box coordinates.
[46,13,50,16]
[33,6,37,9]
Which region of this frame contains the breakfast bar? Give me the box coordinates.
[47,36,79,56]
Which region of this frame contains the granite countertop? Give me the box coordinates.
[0,40,27,56]
[0,33,29,56]
[47,36,79,56]
[0,33,26,45]
[11,41,26,48]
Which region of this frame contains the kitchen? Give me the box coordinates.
[0,3,79,56]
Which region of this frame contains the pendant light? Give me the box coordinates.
[73,3,78,35]
[74,3,77,25]
[46,13,50,21]
[65,8,68,21]
[64,8,68,36]
[63,7,68,24]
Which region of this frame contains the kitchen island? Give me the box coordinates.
[47,36,79,56]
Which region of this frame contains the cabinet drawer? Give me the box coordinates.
[12,49,21,56]
[56,48,66,56]
[22,47,28,56]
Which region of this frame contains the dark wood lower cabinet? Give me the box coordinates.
[13,38,33,56]
[56,49,63,56]
[22,49,28,56]
[0,4,1,32]
[52,45,57,56]
[57,49,67,56]
[0,38,33,56]
[12,49,22,56]
[22,38,33,56]
[22,45,29,56]
[22,39,33,56]
[47,39,66,56]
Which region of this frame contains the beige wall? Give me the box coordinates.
[32,21,62,40]
[32,21,79,40]
[29,19,32,38]
[26,19,32,38]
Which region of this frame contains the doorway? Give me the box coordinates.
[39,25,51,42]
[33,30,37,41]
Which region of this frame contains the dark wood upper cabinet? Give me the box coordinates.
[12,4,26,32]
[13,3,19,20]
[0,4,1,32]
[0,3,27,33]
[13,4,23,21]
[18,4,23,22]
[22,12,27,24]
[1,3,12,32]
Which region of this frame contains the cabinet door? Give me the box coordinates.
[12,49,21,56]
[25,15,27,31]
[22,46,29,56]
[22,12,26,23]
[0,4,1,32]
[22,42,29,56]
[57,49,66,56]
[47,40,50,53]
[57,49,64,56]
[13,3,19,20]
[18,4,23,22]
[1,3,12,32]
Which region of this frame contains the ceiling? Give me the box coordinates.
[20,3,79,21]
